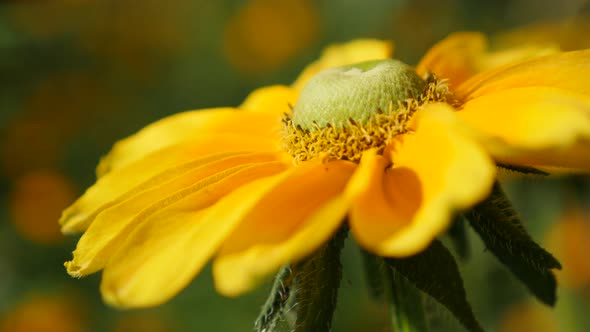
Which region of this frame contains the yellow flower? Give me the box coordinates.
[61,33,590,308]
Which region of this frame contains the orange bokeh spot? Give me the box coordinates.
[390,0,459,59]
[0,294,86,332]
[76,1,193,81]
[7,1,193,82]
[498,301,557,332]
[224,0,319,75]
[546,206,590,289]
[9,170,77,245]
[1,73,123,178]
[6,1,89,40]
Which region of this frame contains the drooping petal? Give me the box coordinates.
[416,32,487,87]
[457,87,590,169]
[456,49,590,101]
[65,159,289,277]
[96,108,282,176]
[348,104,496,257]
[213,159,356,297]
[240,85,299,116]
[292,39,394,91]
[100,169,292,308]
[61,135,279,233]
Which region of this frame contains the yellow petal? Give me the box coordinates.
[416,32,487,87]
[240,85,299,116]
[100,169,292,308]
[457,49,590,101]
[213,159,356,297]
[349,104,496,257]
[480,44,560,72]
[291,39,394,91]
[61,135,278,233]
[65,159,288,277]
[97,108,282,176]
[346,149,419,254]
[457,87,590,169]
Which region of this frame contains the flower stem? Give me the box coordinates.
[255,265,294,332]
[293,226,348,332]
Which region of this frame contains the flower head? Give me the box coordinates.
[61,33,590,308]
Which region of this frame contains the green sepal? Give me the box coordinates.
[465,181,561,306]
[385,240,484,332]
[447,216,470,260]
[255,265,294,332]
[292,226,348,332]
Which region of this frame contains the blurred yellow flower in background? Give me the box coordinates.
[9,170,76,244]
[498,300,558,332]
[492,16,590,52]
[0,293,87,332]
[61,32,590,308]
[223,0,319,75]
[546,205,590,289]
[1,73,124,178]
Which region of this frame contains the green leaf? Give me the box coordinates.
[293,226,348,332]
[465,181,561,306]
[255,265,294,332]
[385,240,484,332]
[447,216,470,260]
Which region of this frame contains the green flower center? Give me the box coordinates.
[282,59,452,163]
[291,59,426,129]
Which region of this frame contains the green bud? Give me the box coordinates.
[292,59,426,129]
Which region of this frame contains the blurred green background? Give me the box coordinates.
[1,0,590,331]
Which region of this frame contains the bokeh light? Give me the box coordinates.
[9,170,76,244]
[223,0,319,75]
[0,293,87,332]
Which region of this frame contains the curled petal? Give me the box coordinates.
[347,104,496,257]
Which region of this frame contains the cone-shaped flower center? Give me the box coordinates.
[282,59,451,163]
[292,59,426,129]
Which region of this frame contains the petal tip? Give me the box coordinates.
[64,261,83,278]
[212,261,253,298]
